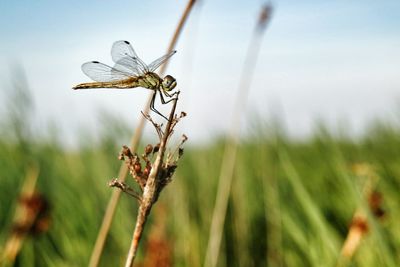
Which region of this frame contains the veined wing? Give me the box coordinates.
[82,61,133,82]
[111,40,138,61]
[113,56,142,76]
[111,40,148,74]
[148,50,176,72]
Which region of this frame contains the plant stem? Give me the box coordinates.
[124,94,180,267]
[1,165,39,266]
[203,4,273,267]
[88,1,196,266]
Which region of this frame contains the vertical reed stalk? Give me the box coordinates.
[203,4,273,267]
[1,165,40,266]
[88,1,196,266]
[337,164,387,267]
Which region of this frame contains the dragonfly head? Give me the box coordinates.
[161,75,177,92]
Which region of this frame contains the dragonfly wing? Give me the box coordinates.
[82,61,132,82]
[148,50,176,72]
[111,40,138,61]
[113,56,144,76]
[111,40,148,74]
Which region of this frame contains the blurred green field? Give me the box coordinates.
[1,86,400,267]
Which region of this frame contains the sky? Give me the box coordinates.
[0,0,399,145]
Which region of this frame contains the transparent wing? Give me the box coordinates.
[111,40,138,61]
[111,40,148,74]
[148,50,176,72]
[81,61,132,82]
[113,56,144,76]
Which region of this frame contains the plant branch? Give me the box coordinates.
[124,93,180,267]
[88,1,196,266]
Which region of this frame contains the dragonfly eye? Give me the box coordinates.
[162,75,177,91]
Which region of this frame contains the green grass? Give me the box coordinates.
[1,87,400,266]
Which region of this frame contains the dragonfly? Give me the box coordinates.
[73,40,178,120]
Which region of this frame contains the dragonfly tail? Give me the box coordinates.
[72,82,126,90]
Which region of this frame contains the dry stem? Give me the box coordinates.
[336,164,385,266]
[203,4,273,267]
[88,1,196,266]
[124,93,180,267]
[1,165,49,266]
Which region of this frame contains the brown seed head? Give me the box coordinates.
[145,144,153,155]
[369,191,385,219]
[350,216,369,234]
[178,148,184,158]
[122,145,133,158]
[134,161,142,173]
[143,162,152,178]
[153,143,160,154]
[257,4,273,31]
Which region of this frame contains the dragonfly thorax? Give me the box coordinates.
[139,72,162,90]
[134,72,177,93]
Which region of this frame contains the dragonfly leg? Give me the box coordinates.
[164,90,179,98]
[149,91,169,120]
[159,90,178,105]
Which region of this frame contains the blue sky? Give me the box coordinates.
[0,0,399,144]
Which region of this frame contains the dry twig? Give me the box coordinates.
[110,93,187,267]
[88,1,196,266]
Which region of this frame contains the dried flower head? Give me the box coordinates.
[153,143,160,154]
[145,144,153,156]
